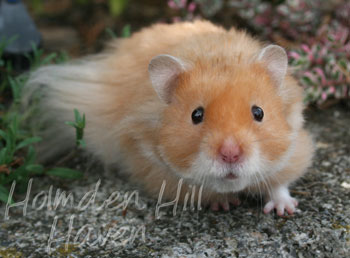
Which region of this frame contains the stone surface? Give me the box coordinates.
[0,105,349,257]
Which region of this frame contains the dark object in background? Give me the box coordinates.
[0,0,41,71]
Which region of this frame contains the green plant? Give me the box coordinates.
[0,36,18,93]
[0,40,83,204]
[121,24,131,38]
[108,0,128,17]
[65,109,86,148]
[25,43,58,70]
[289,21,350,105]
[0,115,43,203]
[74,0,128,17]
[105,27,118,39]
[30,0,44,14]
[105,24,131,39]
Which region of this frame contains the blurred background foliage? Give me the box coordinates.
[22,0,349,107]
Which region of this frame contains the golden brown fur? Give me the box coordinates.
[25,20,314,215]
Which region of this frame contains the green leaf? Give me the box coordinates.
[0,35,18,57]
[26,164,44,175]
[302,76,314,86]
[0,129,6,139]
[338,59,348,70]
[74,108,82,122]
[46,167,83,179]
[16,137,41,150]
[0,147,7,164]
[8,77,21,102]
[6,164,26,182]
[0,185,13,204]
[65,109,86,147]
[122,24,131,38]
[65,121,76,127]
[82,114,86,126]
[9,115,19,136]
[108,0,127,17]
[31,0,44,14]
[55,50,69,64]
[40,53,57,66]
[25,145,36,164]
[4,128,15,161]
[105,28,117,39]
[77,139,86,148]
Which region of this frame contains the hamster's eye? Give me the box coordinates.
[251,105,264,122]
[191,107,204,124]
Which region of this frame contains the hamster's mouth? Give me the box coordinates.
[225,172,238,180]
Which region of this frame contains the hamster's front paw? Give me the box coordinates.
[263,185,298,216]
[209,194,241,211]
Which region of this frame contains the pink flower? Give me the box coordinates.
[289,51,300,59]
[187,2,196,13]
[168,0,178,9]
[179,0,187,8]
[169,0,187,9]
[307,53,314,62]
[255,15,270,25]
[301,44,311,54]
[321,92,327,100]
[319,47,328,57]
[314,67,326,85]
[304,71,314,78]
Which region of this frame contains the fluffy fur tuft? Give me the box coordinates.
[25,20,314,215]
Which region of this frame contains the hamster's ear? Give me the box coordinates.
[257,45,288,87]
[148,54,186,104]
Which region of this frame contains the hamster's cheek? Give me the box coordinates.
[157,116,203,173]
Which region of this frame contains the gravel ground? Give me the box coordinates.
[0,104,349,258]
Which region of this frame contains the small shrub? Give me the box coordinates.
[0,40,83,204]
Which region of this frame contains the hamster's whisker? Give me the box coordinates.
[253,172,264,211]
[249,167,269,208]
[257,170,273,203]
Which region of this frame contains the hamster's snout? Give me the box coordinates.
[218,138,242,164]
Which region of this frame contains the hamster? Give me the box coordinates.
[25,20,314,216]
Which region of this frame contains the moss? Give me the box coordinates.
[54,244,79,257]
[0,248,23,258]
[332,223,350,233]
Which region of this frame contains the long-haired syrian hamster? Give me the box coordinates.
[25,20,314,216]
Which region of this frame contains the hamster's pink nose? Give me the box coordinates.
[219,140,242,164]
